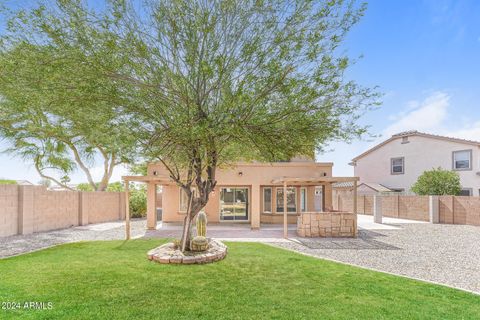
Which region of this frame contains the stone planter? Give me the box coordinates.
[147,238,227,264]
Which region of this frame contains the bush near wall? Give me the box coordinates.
[76,182,147,218]
[130,187,147,218]
[0,179,17,184]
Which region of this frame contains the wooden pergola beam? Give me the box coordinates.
[271,176,359,184]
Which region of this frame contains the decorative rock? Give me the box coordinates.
[147,239,227,265]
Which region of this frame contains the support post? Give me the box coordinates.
[146,182,157,230]
[429,195,439,224]
[251,184,260,230]
[373,194,382,224]
[353,180,358,216]
[353,180,358,237]
[125,181,130,240]
[283,181,288,238]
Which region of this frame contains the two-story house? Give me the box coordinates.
[350,130,480,195]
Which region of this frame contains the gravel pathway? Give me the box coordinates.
[271,223,480,294]
[0,219,147,259]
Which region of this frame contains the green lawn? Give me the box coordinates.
[0,240,478,319]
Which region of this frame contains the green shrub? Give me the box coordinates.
[0,179,17,185]
[130,187,147,218]
[106,181,124,192]
[411,168,461,195]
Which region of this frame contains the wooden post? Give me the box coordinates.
[125,180,130,240]
[353,179,358,237]
[353,180,358,216]
[283,181,288,238]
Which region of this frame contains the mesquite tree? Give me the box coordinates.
[2,0,379,251]
[0,31,136,191]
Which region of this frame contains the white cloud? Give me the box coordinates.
[383,91,450,137]
[382,91,480,142]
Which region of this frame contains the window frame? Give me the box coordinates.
[452,149,472,171]
[390,157,405,175]
[263,187,272,213]
[459,188,473,196]
[300,187,307,212]
[275,187,297,213]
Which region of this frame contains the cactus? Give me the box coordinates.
[196,211,207,237]
[190,236,209,252]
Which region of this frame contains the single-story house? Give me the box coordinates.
[123,159,359,236]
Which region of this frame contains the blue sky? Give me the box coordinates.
[1,0,480,183]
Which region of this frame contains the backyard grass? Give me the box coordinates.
[0,240,479,320]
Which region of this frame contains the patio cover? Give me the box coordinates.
[122,175,176,240]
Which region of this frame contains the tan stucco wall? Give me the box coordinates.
[0,185,125,236]
[0,185,19,237]
[149,162,334,226]
[354,135,480,194]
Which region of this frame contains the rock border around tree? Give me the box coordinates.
[147,239,227,264]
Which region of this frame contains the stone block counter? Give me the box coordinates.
[297,212,357,237]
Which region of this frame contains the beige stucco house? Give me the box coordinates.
[148,160,333,229]
[351,130,480,196]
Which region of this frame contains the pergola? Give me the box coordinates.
[270,176,360,238]
[122,175,176,240]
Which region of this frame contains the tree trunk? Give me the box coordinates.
[180,206,202,252]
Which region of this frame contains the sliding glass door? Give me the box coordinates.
[220,188,249,221]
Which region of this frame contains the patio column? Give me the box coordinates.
[353,179,358,215]
[124,181,130,240]
[146,182,157,230]
[251,184,260,230]
[353,179,358,237]
[283,181,288,238]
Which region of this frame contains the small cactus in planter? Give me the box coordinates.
[196,211,207,237]
[190,236,209,252]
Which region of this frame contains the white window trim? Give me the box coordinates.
[263,187,272,213]
[275,187,297,213]
[391,157,404,175]
[452,149,472,171]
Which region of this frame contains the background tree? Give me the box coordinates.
[2,0,379,251]
[0,35,136,191]
[411,168,461,196]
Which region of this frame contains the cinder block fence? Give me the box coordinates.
[0,185,126,237]
[335,194,480,227]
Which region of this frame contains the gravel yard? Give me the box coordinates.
[272,220,480,294]
[0,219,147,259]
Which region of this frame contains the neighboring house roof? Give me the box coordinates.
[15,180,33,185]
[359,182,393,193]
[332,181,394,193]
[351,130,480,163]
[332,181,355,189]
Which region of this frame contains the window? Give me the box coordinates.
[263,187,272,213]
[300,187,307,212]
[179,188,189,212]
[391,157,404,174]
[401,137,409,144]
[459,188,472,196]
[276,187,297,213]
[453,150,472,170]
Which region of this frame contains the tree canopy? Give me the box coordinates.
[411,168,462,196]
[1,0,379,250]
[0,24,136,191]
